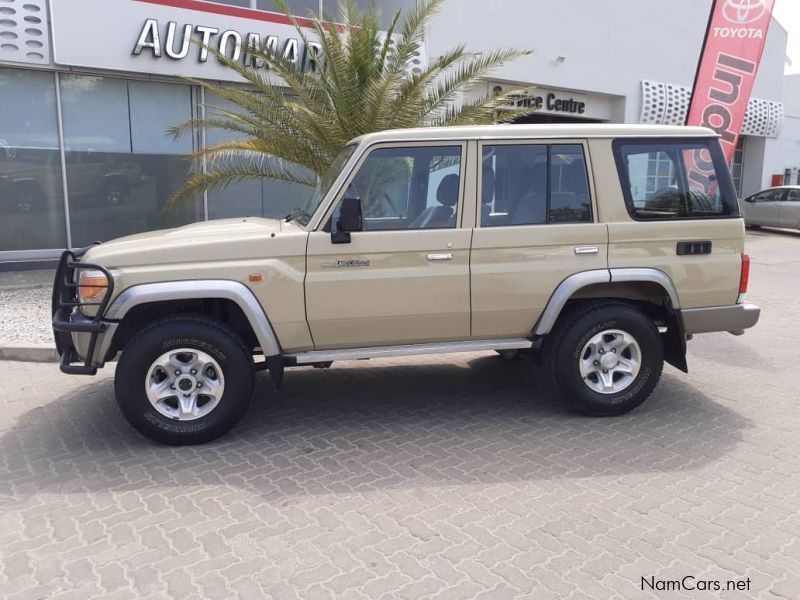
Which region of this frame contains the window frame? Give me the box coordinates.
[612,137,740,222]
[476,139,595,228]
[321,140,467,233]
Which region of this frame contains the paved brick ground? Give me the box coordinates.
[1,230,799,599]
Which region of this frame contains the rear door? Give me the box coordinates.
[305,142,472,349]
[470,140,608,338]
[779,189,800,229]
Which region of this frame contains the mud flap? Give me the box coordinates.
[663,303,688,373]
[266,355,284,390]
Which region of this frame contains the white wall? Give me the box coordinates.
[424,0,787,123]
[762,115,800,188]
[783,74,800,117]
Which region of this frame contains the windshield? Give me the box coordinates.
[291,144,358,226]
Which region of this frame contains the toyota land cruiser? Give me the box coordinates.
[52,124,760,445]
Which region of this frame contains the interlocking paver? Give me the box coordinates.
[1,231,799,599]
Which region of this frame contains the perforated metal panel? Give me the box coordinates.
[639,80,667,124]
[0,0,50,65]
[639,79,783,138]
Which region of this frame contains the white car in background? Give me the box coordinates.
[741,186,800,231]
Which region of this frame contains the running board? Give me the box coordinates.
[284,338,534,365]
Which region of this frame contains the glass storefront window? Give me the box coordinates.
[256,0,321,15]
[60,76,202,247]
[0,68,67,251]
[204,92,312,221]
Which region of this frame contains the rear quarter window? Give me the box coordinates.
[612,138,739,220]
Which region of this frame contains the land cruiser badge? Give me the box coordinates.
[321,258,371,269]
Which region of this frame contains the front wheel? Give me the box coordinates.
[545,301,664,416]
[115,316,254,445]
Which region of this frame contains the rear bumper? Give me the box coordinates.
[680,303,761,335]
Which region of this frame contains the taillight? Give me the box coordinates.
[739,253,750,294]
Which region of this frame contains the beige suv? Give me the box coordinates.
[52,124,760,445]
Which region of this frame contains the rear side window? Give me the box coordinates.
[480,143,592,227]
[613,138,738,220]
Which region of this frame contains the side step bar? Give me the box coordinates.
[284,338,534,365]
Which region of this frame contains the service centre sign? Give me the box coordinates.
[515,92,587,115]
[50,0,323,81]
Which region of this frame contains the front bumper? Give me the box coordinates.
[51,249,116,375]
[680,303,761,335]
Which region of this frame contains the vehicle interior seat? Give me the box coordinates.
[512,164,547,225]
[550,160,590,221]
[408,173,460,228]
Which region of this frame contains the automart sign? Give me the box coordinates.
[132,18,321,71]
[686,0,775,163]
[50,0,321,81]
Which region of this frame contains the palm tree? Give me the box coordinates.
[169,0,533,208]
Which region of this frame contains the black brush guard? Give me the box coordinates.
[51,248,114,375]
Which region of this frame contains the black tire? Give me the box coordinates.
[115,315,254,445]
[745,224,761,230]
[544,301,663,416]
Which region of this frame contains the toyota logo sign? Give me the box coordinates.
[722,0,768,24]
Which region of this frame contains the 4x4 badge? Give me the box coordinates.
[321,258,371,269]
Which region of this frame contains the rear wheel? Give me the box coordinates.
[115,316,254,445]
[545,301,663,416]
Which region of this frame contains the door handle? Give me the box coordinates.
[574,246,600,255]
[427,252,453,261]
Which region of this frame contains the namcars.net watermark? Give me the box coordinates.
[642,575,751,593]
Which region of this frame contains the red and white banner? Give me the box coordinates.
[686,0,775,164]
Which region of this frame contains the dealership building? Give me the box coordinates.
[0,0,798,265]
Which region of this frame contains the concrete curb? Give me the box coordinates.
[0,343,59,363]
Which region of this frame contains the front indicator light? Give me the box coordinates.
[78,270,109,304]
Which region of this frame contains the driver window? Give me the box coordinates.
[756,190,780,202]
[339,145,462,230]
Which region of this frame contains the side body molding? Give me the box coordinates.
[104,280,282,356]
[532,268,681,336]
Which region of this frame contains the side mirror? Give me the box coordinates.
[331,196,363,244]
[744,196,755,203]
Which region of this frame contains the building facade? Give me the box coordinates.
[0,0,795,264]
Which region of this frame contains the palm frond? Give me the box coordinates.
[170,0,534,209]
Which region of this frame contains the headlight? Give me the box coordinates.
[77,269,110,304]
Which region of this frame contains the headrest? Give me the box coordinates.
[437,174,460,207]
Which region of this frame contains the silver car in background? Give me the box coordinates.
[741,186,800,231]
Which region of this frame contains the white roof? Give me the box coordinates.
[352,124,717,145]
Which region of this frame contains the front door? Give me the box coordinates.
[305,143,471,350]
[745,189,782,226]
